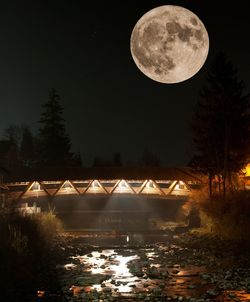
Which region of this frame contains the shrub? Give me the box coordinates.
[36,211,63,242]
[198,191,250,242]
[0,208,63,301]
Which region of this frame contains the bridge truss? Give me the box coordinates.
[5,178,201,200]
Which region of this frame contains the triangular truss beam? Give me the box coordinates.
[15,179,193,200]
[111,179,136,194]
[85,180,108,194]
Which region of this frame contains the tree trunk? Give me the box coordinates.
[208,173,212,197]
[228,171,233,192]
[222,175,226,201]
[218,174,221,194]
[223,116,229,201]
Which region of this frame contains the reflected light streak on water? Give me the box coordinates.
[71,249,140,293]
[146,250,157,260]
[105,255,139,293]
[110,255,134,278]
[64,263,77,270]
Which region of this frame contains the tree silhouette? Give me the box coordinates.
[38,89,73,166]
[191,53,250,197]
[3,125,23,148]
[20,126,35,167]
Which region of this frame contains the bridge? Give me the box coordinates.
[2,166,203,201]
[0,167,204,230]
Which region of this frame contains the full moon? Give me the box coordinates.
[130,5,209,84]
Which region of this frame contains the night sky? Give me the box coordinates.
[0,1,249,166]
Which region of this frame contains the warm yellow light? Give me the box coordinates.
[63,180,73,191]
[92,180,100,189]
[32,182,41,191]
[118,179,127,189]
[244,164,250,177]
[146,180,155,189]
[176,181,186,190]
[37,291,45,298]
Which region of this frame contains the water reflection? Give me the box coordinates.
[61,239,250,302]
[64,263,76,270]
[222,291,250,302]
[66,246,212,299]
[71,249,140,293]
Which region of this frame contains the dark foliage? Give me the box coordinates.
[38,89,74,166]
[0,209,61,301]
[3,125,23,148]
[20,126,35,167]
[200,191,250,243]
[190,53,250,194]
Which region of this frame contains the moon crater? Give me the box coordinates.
[130,5,209,83]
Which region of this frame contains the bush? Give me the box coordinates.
[199,191,250,242]
[37,211,63,242]
[0,208,63,301]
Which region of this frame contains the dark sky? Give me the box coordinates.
[0,1,249,166]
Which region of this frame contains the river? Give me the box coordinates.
[41,231,250,301]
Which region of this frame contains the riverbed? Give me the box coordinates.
[50,231,250,301]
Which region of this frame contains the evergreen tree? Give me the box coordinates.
[20,126,35,167]
[191,53,250,197]
[38,89,73,166]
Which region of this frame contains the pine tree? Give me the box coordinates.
[20,126,35,167]
[191,53,250,197]
[38,89,73,166]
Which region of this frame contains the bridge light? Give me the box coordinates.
[63,180,72,191]
[92,180,99,189]
[118,180,127,189]
[146,180,155,189]
[176,181,185,190]
[32,182,41,191]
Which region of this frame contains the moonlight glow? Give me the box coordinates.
[130,5,209,84]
